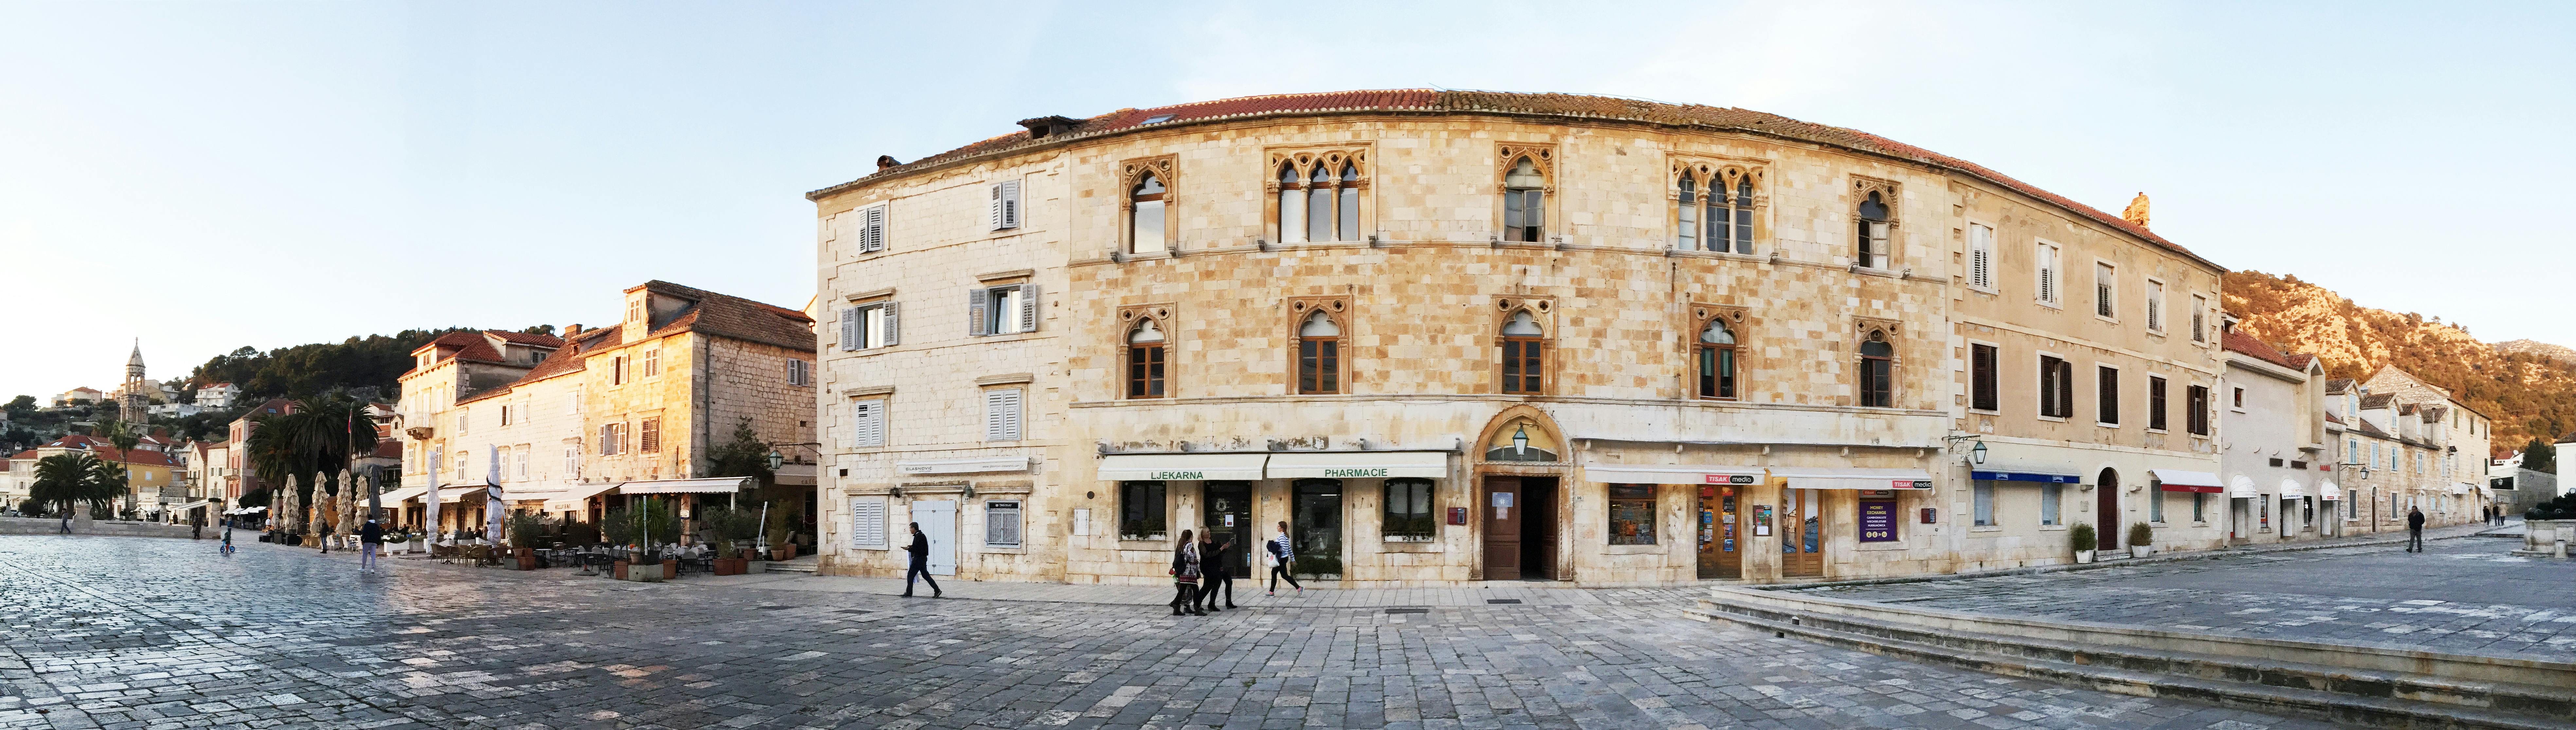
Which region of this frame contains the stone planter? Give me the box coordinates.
[2075,550,2095,564]
[2130,545,2155,558]
[2520,519,2569,558]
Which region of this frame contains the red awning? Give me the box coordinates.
[2159,483,2223,493]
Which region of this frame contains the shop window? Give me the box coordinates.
[1382,478,1435,542]
[1973,481,1995,526]
[2199,492,2212,522]
[1118,481,1167,540]
[1297,310,1343,395]
[1857,330,1894,408]
[1500,310,1544,394]
[2151,486,2165,522]
[1126,319,1167,398]
[1697,316,1738,400]
[985,500,1022,548]
[1291,479,1344,576]
[2042,483,2062,526]
[1608,484,1657,545]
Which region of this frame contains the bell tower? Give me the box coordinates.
[121,339,148,422]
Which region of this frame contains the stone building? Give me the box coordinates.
[805,90,2231,586]
[2216,324,2333,542]
[394,282,819,539]
[2326,371,2490,532]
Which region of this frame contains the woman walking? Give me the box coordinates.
[1265,522,1303,596]
[1169,528,1203,616]
[1197,531,1236,612]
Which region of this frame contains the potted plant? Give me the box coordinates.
[703,508,755,576]
[2070,523,2097,564]
[506,514,545,569]
[2127,522,2155,558]
[767,517,797,561]
[602,507,636,579]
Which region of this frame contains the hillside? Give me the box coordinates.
[186,325,559,401]
[2223,271,2576,455]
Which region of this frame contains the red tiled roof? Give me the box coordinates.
[516,325,615,384]
[2284,353,2318,369]
[811,89,2217,269]
[2222,330,2299,370]
[485,330,565,347]
[630,281,815,353]
[2323,411,2345,426]
[2324,378,2357,394]
[2353,418,2394,439]
[2360,393,2397,409]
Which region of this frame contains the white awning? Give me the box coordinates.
[2279,479,2307,498]
[2319,480,2342,500]
[1097,453,1269,481]
[774,463,817,486]
[2149,469,2223,488]
[1585,464,1764,485]
[379,486,429,503]
[2228,475,2261,498]
[561,480,622,502]
[175,499,212,511]
[2453,482,2475,495]
[617,477,754,495]
[224,506,267,515]
[508,490,568,504]
[424,486,481,503]
[1265,451,1449,479]
[1772,466,1934,490]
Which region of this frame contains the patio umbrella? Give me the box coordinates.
[484,444,504,546]
[425,447,441,541]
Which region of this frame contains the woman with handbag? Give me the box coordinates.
[1169,529,1204,616]
[1265,522,1303,596]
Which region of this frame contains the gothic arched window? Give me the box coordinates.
[1858,330,1894,408]
[1130,173,1167,254]
[1126,319,1166,399]
[1277,163,1303,244]
[1297,310,1342,394]
[1308,164,1334,243]
[1697,317,1738,400]
[1503,157,1546,242]
[1676,167,1759,254]
[1855,190,1890,269]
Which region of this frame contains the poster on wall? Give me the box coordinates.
[1858,499,1898,543]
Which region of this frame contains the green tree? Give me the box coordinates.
[30,452,120,516]
[4,395,34,420]
[703,419,774,487]
[2524,437,2556,473]
[244,411,313,530]
[93,419,142,508]
[285,397,381,504]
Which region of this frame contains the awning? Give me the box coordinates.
[2319,480,2342,500]
[1097,453,1269,481]
[422,486,482,503]
[2279,479,2307,499]
[224,506,267,515]
[1972,470,2082,484]
[379,486,429,503]
[1772,466,1934,490]
[617,477,754,495]
[1586,464,1763,485]
[562,480,622,501]
[2228,475,2261,498]
[2150,469,2224,493]
[1266,451,1449,479]
[175,499,211,511]
[2453,482,2475,495]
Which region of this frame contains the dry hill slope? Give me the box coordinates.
[2222,271,2576,456]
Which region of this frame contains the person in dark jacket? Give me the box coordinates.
[902,522,941,598]
[1169,529,1203,616]
[1197,532,1236,612]
[2406,507,2426,552]
[359,519,385,573]
[191,512,204,540]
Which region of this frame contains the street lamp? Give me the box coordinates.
[1511,425,1530,456]
[765,449,784,472]
[1971,440,1988,466]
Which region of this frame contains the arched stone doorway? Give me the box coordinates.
[2096,467,2121,551]
[1476,406,1565,581]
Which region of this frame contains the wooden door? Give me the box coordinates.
[1482,477,1521,580]
[2095,469,2120,551]
[1697,486,1742,579]
[1780,488,1823,577]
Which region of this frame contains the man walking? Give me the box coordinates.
[59,506,72,534]
[191,512,204,540]
[901,522,941,598]
[2406,506,2427,552]
[359,518,384,573]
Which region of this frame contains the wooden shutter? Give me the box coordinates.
[839,306,861,351]
[984,389,1022,441]
[850,497,886,548]
[968,289,989,337]
[1018,283,1040,333]
[851,399,884,448]
[640,417,660,453]
[2056,362,2073,421]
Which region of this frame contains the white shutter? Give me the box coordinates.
[514,448,528,481]
[850,497,887,548]
[968,289,989,337]
[788,359,808,387]
[851,399,885,448]
[1018,283,1040,333]
[880,302,899,345]
[839,306,861,351]
[862,206,886,252]
[996,180,1021,229]
[564,445,580,480]
[984,389,1023,442]
[985,500,1021,547]
[565,392,580,415]
[599,424,614,456]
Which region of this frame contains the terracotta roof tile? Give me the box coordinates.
[2323,411,2345,425]
[813,89,2215,269]
[2360,393,2397,409]
[634,281,815,353]
[2325,378,2357,394]
[485,330,565,347]
[2222,330,2298,370]
[2354,418,2394,439]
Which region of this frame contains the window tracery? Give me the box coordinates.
[1673,162,1762,254]
[1851,176,1900,269]
[1266,149,1368,244]
[1496,145,1555,242]
[1690,306,1747,401]
[1120,156,1176,254]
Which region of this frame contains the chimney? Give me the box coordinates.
[564,323,583,338]
[876,155,903,170]
[1017,115,1082,139]
[2121,192,2150,229]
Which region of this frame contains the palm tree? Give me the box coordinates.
[244,411,312,532]
[30,452,121,517]
[289,397,379,508]
[93,419,143,515]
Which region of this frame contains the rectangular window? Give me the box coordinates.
[970,284,1039,336]
[1607,484,1656,545]
[2232,387,2245,409]
[2146,280,2165,331]
[1118,481,1168,539]
[1501,338,1543,394]
[2191,294,2208,342]
[990,180,1021,230]
[2095,262,2116,318]
[2347,491,2357,519]
[454,451,467,481]
[1127,339,1166,398]
[643,348,660,378]
[849,497,887,548]
[1973,481,1995,526]
[2097,366,2120,425]
[564,444,580,481]
[565,392,580,415]
[2151,488,2165,522]
[985,500,1022,547]
[1382,479,1435,542]
[788,359,809,387]
[1298,337,1341,394]
[983,389,1023,442]
[2035,242,2062,305]
[1971,344,1998,411]
[1967,223,1995,291]
[2347,438,2359,464]
[513,447,529,481]
[2038,356,2073,418]
[856,204,886,253]
[639,417,661,453]
[1504,188,1545,242]
[611,356,626,385]
[2187,385,2211,435]
[2148,376,2169,430]
[2195,492,2208,522]
[456,408,468,436]
[2041,482,2062,526]
[839,302,899,351]
[850,399,885,448]
[499,405,512,426]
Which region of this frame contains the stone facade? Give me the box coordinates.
[808,91,2229,586]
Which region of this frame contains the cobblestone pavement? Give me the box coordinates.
[0,535,2352,730]
[1800,532,2576,660]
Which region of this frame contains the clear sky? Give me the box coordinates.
[4,2,2570,400]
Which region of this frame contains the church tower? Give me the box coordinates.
[121,340,148,422]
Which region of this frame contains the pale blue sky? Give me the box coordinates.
[3,2,2569,399]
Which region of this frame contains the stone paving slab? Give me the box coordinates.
[0,535,2356,729]
[1797,532,2576,662]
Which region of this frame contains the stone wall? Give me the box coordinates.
[0,517,196,538]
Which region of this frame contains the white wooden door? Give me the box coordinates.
[912,500,957,575]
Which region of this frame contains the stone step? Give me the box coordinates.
[763,560,817,574]
[1689,594,2576,730]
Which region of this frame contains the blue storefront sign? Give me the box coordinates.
[1970,470,2081,484]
